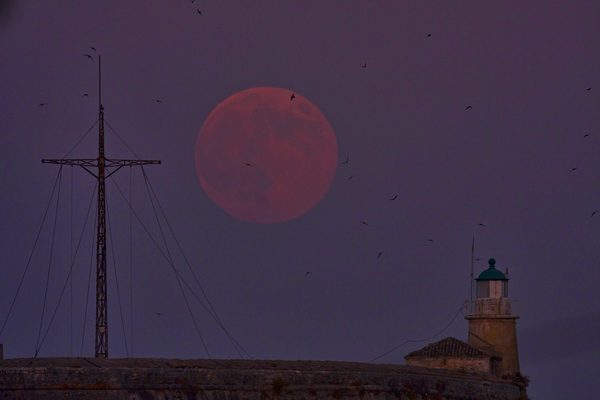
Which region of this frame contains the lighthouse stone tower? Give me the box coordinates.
[465,258,520,376]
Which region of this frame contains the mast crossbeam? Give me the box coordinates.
[42,159,161,167]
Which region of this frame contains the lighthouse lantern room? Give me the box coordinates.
[476,259,508,298]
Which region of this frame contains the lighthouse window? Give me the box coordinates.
[489,281,502,299]
[502,281,508,298]
[477,281,489,298]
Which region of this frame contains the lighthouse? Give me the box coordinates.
[465,258,520,376]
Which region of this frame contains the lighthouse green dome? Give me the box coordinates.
[475,258,509,281]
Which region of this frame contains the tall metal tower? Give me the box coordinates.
[42,56,161,358]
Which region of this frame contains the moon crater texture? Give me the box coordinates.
[195,87,338,224]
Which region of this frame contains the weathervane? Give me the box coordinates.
[42,56,161,358]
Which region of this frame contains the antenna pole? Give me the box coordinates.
[98,55,102,109]
[470,236,474,306]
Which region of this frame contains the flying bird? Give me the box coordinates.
[426,239,434,243]
[305,272,312,277]
[570,167,577,172]
[592,211,597,218]
[155,313,163,316]
[478,223,485,227]
[89,46,96,52]
[290,94,295,101]
[583,134,589,138]
[427,33,432,37]
[82,53,94,62]
[586,87,591,91]
[245,163,252,167]
[347,175,354,180]
[82,93,89,97]
[362,63,367,68]
[36,103,48,107]
[377,252,383,259]
[475,258,484,261]
[389,194,398,201]
[361,221,369,226]
[155,99,163,103]
[341,156,349,164]
[197,10,202,15]
[465,105,473,110]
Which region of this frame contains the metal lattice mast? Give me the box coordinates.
[42,56,160,358]
[95,101,108,358]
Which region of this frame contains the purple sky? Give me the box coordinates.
[1,1,599,398]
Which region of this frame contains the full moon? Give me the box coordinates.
[195,87,338,224]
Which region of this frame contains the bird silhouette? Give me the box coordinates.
[584,134,590,138]
[155,313,163,316]
[465,105,473,110]
[305,272,312,277]
[82,54,94,62]
[90,46,96,52]
[197,10,202,15]
[475,258,483,261]
[570,167,577,172]
[389,195,398,201]
[377,252,383,259]
[586,87,591,91]
[155,99,163,103]
[36,103,48,107]
[361,221,369,226]
[592,211,598,218]
[245,163,252,167]
[362,63,367,68]
[426,239,434,243]
[427,33,432,37]
[341,156,349,164]
[478,223,485,227]
[82,93,89,97]
[291,94,295,101]
[347,175,354,180]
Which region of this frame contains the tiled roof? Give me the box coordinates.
[404,337,498,359]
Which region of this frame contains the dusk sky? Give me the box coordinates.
[1,2,599,398]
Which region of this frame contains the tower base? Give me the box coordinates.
[466,314,520,376]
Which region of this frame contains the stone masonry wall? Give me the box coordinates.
[468,317,520,376]
[406,356,493,375]
[0,358,521,400]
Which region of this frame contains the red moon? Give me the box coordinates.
[195,87,338,224]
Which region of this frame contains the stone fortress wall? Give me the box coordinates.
[0,358,522,400]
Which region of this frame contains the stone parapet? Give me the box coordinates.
[0,358,522,400]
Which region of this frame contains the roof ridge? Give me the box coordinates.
[404,337,500,359]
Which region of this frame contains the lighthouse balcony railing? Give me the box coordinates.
[464,298,519,317]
